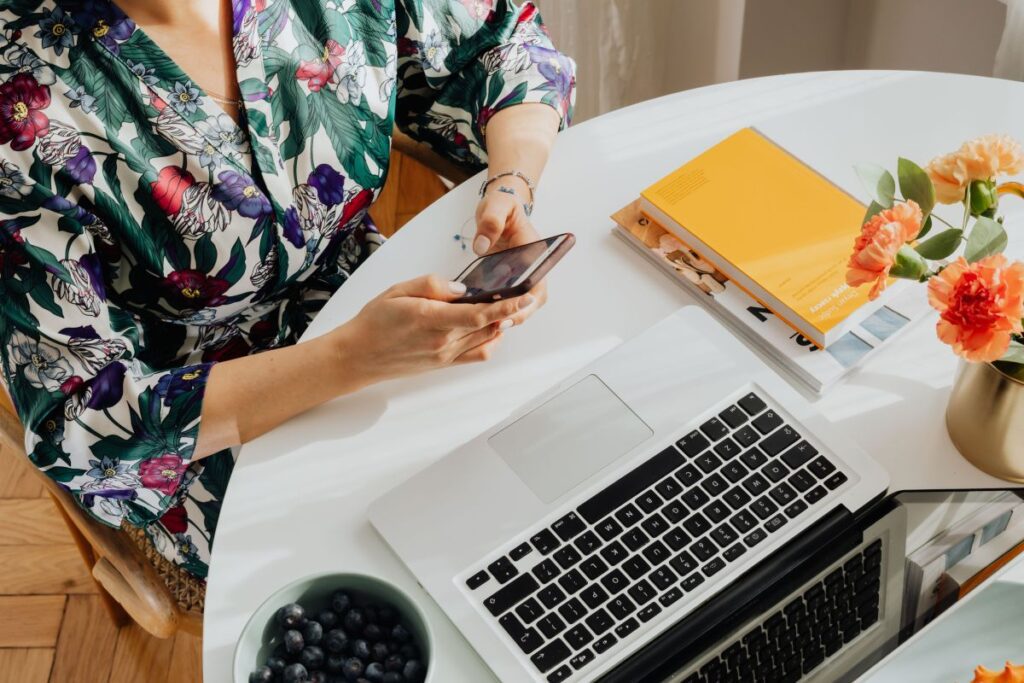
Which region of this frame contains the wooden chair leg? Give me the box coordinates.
[50,493,131,628]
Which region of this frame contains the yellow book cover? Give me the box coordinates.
[639,127,872,347]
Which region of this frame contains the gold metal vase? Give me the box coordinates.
[946,360,1024,483]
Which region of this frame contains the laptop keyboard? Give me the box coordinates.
[678,539,882,683]
[463,391,852,682]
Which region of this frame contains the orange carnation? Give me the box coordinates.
[972,662,1024,683]
[927,255,1024,362]
[926,134,1024,204]
[846,200,923,300]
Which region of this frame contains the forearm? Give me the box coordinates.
[193,331,367,459]
[484,103,561,189]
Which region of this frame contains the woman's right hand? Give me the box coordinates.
[329,274,534,386]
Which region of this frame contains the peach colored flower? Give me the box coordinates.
[926,134,1024,204]
[972,662,1024,683]
[927,255,1024,362]
[846,200,923,300]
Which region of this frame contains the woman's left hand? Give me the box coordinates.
[473,186,546,327]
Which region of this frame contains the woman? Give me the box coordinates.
[0,0,574,579]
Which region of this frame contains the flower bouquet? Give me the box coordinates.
[845,135,1024,481]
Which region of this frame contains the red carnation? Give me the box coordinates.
[0,73,51,151]
[150,166,195,214]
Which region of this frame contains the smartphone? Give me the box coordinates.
[453,233,575,303]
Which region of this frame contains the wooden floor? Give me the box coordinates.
[0,151,448,682]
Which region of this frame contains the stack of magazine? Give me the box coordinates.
[612,128,932,393]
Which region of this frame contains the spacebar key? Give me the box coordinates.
[484,574,539,616]
[578,446,685,524]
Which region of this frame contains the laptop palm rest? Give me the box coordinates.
[488,374,653,503]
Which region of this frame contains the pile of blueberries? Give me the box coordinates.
[248,589,427,683]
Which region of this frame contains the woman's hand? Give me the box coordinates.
[331,274,534,386]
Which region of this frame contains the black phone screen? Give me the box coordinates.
[459,236,562,296]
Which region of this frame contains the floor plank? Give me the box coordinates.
[166,632,203,683]
[0,649,54,683]
[0,443,45,499]
[48,595,119,683]
[107,624,176,683]
[0,499,70,545]
[0,595,66,647]
[0,545,95,595]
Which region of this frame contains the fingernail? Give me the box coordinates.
[473,235,491,255]
[448,281,467,295]
[499,319,514,330]
[518,294,535,310]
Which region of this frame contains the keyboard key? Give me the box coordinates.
[701,473,729,498]
[724,485,752,510]
[488,557,519,584]
[531,639,571,673]
[752,410,783,434]
[615,504,643,528]
[734,425,760,448]
[642,540,670,566]
[704,499,731,523]
[659,586,684,607]
[676,464,703,487]
[715,437,742,460]
[664,527,691,551]
[538,585,567,609]
[622,528,649,551]
[784,500,808,518]
[691,538,717,561]
[614,616,639,638]
[744,528,768,547]
[738,393,767,415]
[558,569,586,595]
[574,531,603,555]
[628,579,657,605]
[649,565,677,590]
[641,514,670,538]
[760,426,799,456]
[484,574,539,616]
[670,551,698,577]
[769,482,797,506]
[538,613,567,638]
[552,512,586,542]
[586,608,614,635]
[681,573,705,592]
[510,542,533,561]
[467,570,489,590]
[711,523,738,547]
[579,447,685,524]
[637,603,662,623]
[731,510,757,533]
[751,496,778,519]
[516,597,544,624]
[598,569,626,593]
[600,541,628,565]
[623,556,651,580]
[608,596,636,620]
[808,456,837,479]
[683,512,712,536]
[557,598,586,624]
[722,461,749,483]
[678,431,711,457]
[781,440,818,468]
[636,490,663,513]
[719,404,749,428]
[740,448,768,470]
[580,556,608,580]
[547,665,572,683]
[533,559,561,584]
[531,529,560,555]
[595,517,623,541]
[564,625,594,649]
[723,543,746,562]
[765,514,787,533]
[825,471,849,490]
[500,613,544,654]
[702,557,727,577]
[569,649,595,671]
[762,461,790,482]
[700,417,730,441]
[656,476,683,499]
[593,633,618,654]
[682,488,710,510]
[554,546,582,569]
[695,451,723,474]
[805,485,827,504]
[788,469,816,492]
[580,585,610,610]
[662,499,688,523]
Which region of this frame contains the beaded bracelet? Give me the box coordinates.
[479,170,536,215]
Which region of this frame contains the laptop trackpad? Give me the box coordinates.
[488,375,653,503]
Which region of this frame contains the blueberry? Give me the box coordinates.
[299,645,325,670]
[364,662,385,682]
[390,624,411,644]
[323,629,348,654]
[363,623,383,641]
[371,642,389,662]
[282,662,309,682]
[284,629,305,655]
[342,657,365,679]
[277,603,307,630]
[302,620,324,646]
[266,655,288,673]
[352,639,371,660]
[249,666,274,683]
[384,654,403,672]
[309,673,328,683]
[377,607,397,627]
[343,608,366,634]
[330,591,352,615]
[364,607,379,625]
[403,660,426,683]
[325,653,347,673]
[318,609,340,630]
[381,673,402,683]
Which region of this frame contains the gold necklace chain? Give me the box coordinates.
[204,88,243,107]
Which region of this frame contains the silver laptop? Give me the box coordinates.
[369,306,894,682]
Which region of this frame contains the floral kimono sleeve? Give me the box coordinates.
[0,209,212,530]
[394,0,576,168]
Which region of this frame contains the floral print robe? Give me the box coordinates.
[0,0,574,579]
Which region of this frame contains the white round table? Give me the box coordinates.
[204,71,1024,681]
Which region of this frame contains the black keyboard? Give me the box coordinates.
[679,539,883,683]
[463,391,852,682]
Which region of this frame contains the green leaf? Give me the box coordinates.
[45,466,85,483]
[28,153,51,191]
[914,229,962,260]
[889,245,929,280]
[862,201,885,225]
[854,163,895,208]
[917,214,933,239]
[965,216,1008,262]
[194,233,216,272]
[1000,341,1024,365]
[897,157,936,215]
